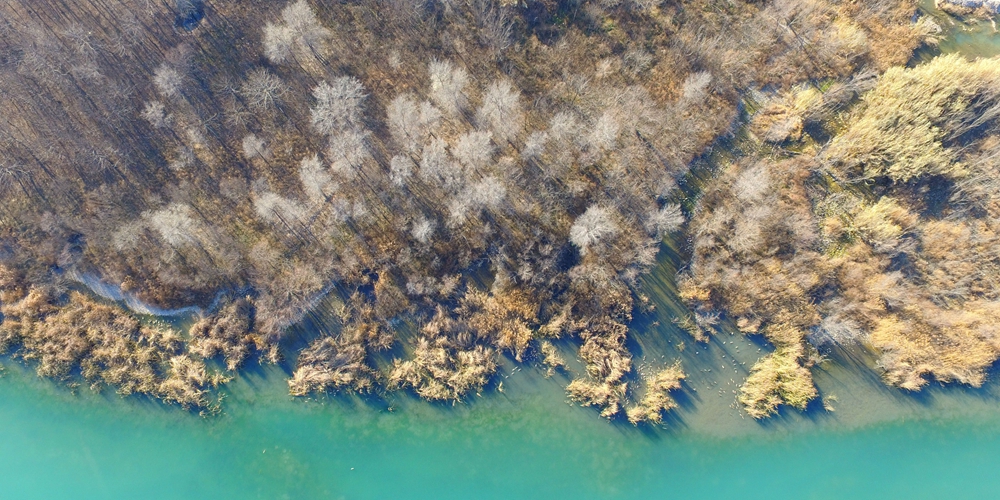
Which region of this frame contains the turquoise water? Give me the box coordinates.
[5,356,1000,499]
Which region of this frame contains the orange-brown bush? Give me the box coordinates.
[684,55,1000,417]
[0,285,224,409]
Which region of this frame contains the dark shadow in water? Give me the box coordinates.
[629,411,690,440]
[669,379,701,413]
[814,340,1000,418]
[224,354,279,394]
[823,342,946,409]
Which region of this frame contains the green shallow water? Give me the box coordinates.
[5,357,1000,500]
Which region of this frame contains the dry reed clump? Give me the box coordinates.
[288,338,373,396]
[160,354,230,409]
[188,297,259,371]
[737,339,817,419]
[867,305,1000,390]
[539,340,566,377]
[825,54,1000,182]
[456,284,539,362]
[289,292,395,396]
[386,306,498,401]
[566,321,633,418]
[0,288,222,409]
[626,362,686,425]
[848,197,917,251]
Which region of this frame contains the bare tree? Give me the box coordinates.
[254,191,308,225]
[141,101,171,128]
[311,77,367,135]
[570,205,619,255]
[242,134,272,160]
[644,204,684,238]
[411,215,436,244]
[264,23,294,63]
[0,161,29,196]
[387,94,422,152]
[144,203,202,248]
[282,0,331,52]
[623,48,655,73]
[473,0,513,57]
[452,130,494,170]
[264,0,332,63]
[428,59,469,116]
[588,111,620,152]
[733,163,771,202]
[63,23,99,56]
[549,110,579,137]
[679,71,712,106]
[153,64,183,98]
[419,101,443,133]
[328,129,371,178]
[522,131,548,161]
[419,138,461,189]
[299,153,337,203]
[469,175,506,210]
[169,146,196,171]
[242,69,288,110]
[477,79,523,144]
[390,155,415,187]
[447,192,474,226]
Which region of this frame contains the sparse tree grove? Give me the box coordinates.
[0,0,981,424]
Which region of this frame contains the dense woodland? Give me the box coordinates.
[0,0,972,421]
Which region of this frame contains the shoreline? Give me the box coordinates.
[6,343,1000,498]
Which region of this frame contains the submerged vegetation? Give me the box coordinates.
[1,0,996,424]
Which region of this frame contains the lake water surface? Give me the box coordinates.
[5,352,1000,499]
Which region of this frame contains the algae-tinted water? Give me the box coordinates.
[4,356,1000,499]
